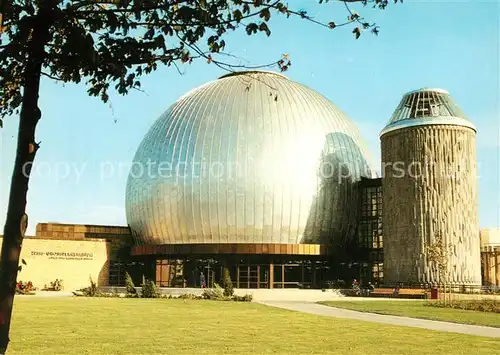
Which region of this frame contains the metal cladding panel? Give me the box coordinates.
[126,71,375,245]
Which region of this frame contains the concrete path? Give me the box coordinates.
[258,301,500,339]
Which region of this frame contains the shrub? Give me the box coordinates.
[55,279,63,291]
[141,277,160,298]
[96,292,121,298]
[44,279,64,291]
[484,288,500,295]
[125,272,138,297]
[77,276,100,297]
[16,281,35,295]
[201,283,253,302]
[232,294,253,302]
[177,293,203,300]
[222,269,234,297]
[202,283,230,300]
[427,299,500,313]
[88,277,98,296]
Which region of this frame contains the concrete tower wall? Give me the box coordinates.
[381,125,482,286]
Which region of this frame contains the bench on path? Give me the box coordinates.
[371,288,395,298]
[397,288,427,299]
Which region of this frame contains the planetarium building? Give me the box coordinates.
[5,71,493,292]
[125,71,377,288]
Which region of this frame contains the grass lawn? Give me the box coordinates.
[319,300,500,328]
[9,297,499,355]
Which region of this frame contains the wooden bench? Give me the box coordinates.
[371,288,395,298]
[397,289,427,299]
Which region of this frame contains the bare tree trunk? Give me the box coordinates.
[0,4,3,34]
[0,5,51,353]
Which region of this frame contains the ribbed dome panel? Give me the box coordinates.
[126,71,375,245]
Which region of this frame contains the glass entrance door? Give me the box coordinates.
[203,265,216,288]
[237,264,269,288]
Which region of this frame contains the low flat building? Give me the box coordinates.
[0,223,131,291]
[480,228,500,287]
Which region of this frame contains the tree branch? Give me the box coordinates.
[131,86,149,95]
[69,0,190,12]
[41,71,63,81]
[178,34,281,74]
[171,60,184,75]
[74,0,276,27]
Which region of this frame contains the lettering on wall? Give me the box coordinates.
[30,251,94,260]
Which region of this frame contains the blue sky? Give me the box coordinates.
[1,0,499,235]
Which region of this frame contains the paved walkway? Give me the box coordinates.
[258,301,500,338]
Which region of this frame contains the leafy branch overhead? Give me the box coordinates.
[0,0,397,117]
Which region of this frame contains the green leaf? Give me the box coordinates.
[352,27,361,39]
[162,25,173,36]
[259,22,271,36]
[144,28,155,40]
[233,9,243,23]
[195,26,205,38]
[259,8,271,22]
[245,23,259,35]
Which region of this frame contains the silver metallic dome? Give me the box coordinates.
[126,71,375,245]
[380,88,476,136]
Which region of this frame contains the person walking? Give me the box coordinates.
[200,272,206,288]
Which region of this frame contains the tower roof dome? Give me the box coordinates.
[380,88,476,137]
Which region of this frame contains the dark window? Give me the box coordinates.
[109,261,127,286]
[357,183,383,250]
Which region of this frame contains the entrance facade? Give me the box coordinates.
[152,258,328,289]
[128,243,383,289]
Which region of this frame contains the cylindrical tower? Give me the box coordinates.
[380,88,481,286]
